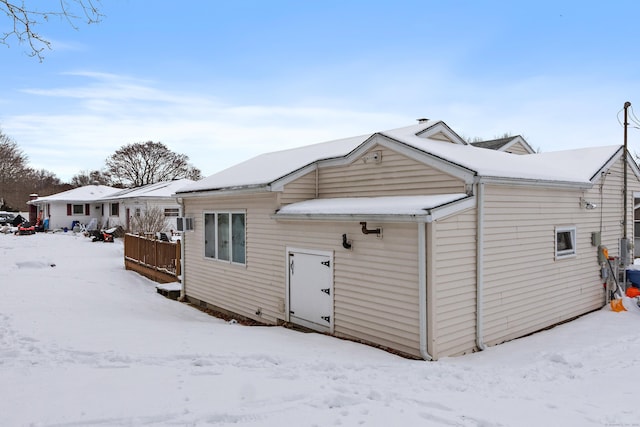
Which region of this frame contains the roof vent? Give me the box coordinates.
[416,118,429,123]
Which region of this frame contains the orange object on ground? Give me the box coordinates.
[626,287,640,298]
[610,299,627,312]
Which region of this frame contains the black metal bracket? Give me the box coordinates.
[360,222,381,236]
[342,233,352,249]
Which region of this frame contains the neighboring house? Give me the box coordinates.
[27,185,120,230]
[471,135,536,154]
[174,119,640,360]
[99,179,194,232]
[28,180,193,232]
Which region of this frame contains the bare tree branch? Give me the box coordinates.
[0,0,103,61]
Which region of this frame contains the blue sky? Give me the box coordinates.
[1,0,640,182]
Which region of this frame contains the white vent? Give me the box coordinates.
[176,217,194,231]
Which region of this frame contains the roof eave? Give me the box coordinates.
[478,175,593,189]
[175,184,272,198]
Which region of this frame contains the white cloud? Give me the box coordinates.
[3,70,640,183]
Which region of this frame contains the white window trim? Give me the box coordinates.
[555,226,577,260]
[164,208,179,217]
[110,202,119,217]
[203,210,246,265]
[71,204,84,215]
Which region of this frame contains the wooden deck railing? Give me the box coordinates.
[124,233,181,283]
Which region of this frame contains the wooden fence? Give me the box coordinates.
[124,233,181,283]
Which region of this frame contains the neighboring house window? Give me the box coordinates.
[555,226,576,259]
[67,203,89,216]
[204,211,246,264]
[110,203,120,216]
[164,208,179,217]
[134,208,141,217]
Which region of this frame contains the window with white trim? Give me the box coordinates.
[555,226,576,259]
[72,204,84,215]
[164,208,179,217]
[204,211,246,264]
[110,203,119,216]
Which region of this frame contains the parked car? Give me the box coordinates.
[0,212,16,226]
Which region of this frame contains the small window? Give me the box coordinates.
[72,204,84,215]
[110,203,119,216]
[204,211,246,264]
[555,226,576,259]
[134,208,141,217]
[164,208,179,217]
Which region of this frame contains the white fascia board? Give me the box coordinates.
[317,134,477,185]
[502,136,536,154]
[272,213,429,223]
[415,121,469,145]
[271,135,377,190]
[589,146,623,184]
[272,196,476,223]
[427,195,476,221]
[175,185,272,199]
[270,164,318,192]
[477,175,593,190]
[375,135,477,184]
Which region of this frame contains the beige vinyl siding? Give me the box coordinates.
[432,209,478,357]
[183,193,287,324]
[184,193,422,357]
[479,161,631,345]
[279,170,317,205]
[330,222,420,357]
[319,145,465,198]
[504,142,530,155]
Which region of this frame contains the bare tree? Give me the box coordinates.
[71,169,112,187]
[0,0,103,61]
[105,141,202,188]
[0,130,28,209]
[129,206,169,234]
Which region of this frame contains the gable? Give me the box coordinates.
[279,144,468,201]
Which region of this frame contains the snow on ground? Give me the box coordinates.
[1,232,639,427]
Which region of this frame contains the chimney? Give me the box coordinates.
[416,118,429,123]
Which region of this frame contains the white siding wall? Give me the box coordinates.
[41,202,100,230]
[118,200,182,232]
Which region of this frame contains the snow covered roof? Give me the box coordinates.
[27,185,120,204]
[180,133,373,193]
[100,179,194,201]
[381,124,622,184]
[274,194,472,221]
[176,120,625,195]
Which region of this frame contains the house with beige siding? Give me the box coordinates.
[175,119,640,359]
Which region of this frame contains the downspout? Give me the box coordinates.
[177,197,186,300]
[418,219,433,361]
[476,181,486,351]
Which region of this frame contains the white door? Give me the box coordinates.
[288,250,333,332]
